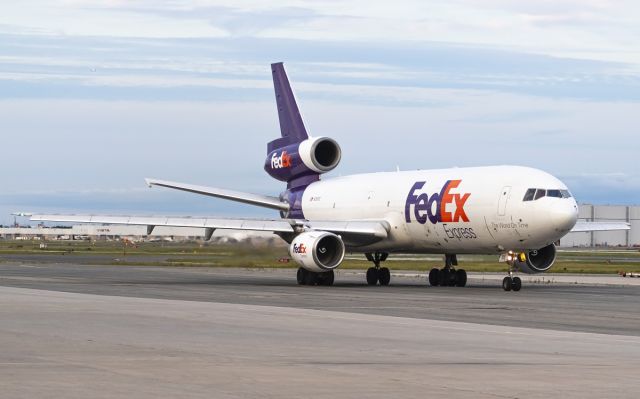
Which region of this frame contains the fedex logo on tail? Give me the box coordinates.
[405,180,471,224]
[271,150,292,169]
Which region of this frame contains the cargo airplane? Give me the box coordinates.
[32,63,630,291]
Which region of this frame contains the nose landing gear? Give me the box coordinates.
[502,251,523,292]
[365,252,391,286]
[428,254,467,287]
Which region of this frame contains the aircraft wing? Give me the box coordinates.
[301,220,389,246]
[145,178,289,212]
[29,214,389,245]
[30,214,295,240]
[570,221,631,232]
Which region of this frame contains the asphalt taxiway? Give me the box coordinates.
[1,262,639,398]
[1,263,639,335]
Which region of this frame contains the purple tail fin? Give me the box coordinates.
[264,63,339,218]
[267,62,309,153]
[264,63,320,217]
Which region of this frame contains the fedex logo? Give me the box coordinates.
[271,150,292,169]
[405,180,471,224]
[293,243,307,254]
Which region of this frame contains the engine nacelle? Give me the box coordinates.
[515,244,557,274]
[264,137,341,182]
[298,136,341,173]
[289,231,345,272]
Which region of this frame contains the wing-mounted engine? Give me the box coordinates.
[265,137,341,183]
[289,231,346,272]
[515,243,557,274]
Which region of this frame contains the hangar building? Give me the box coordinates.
[562,204,640,247]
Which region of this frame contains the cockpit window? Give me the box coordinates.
[523,188,536,201]
[523,188,573,201]
[534,189,546,200]
[547,189,562,198]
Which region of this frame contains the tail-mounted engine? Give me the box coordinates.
[265,137,341,183]
[515,244,557,274]
[289,231,345,272]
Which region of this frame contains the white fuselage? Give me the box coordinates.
[301,165,578,254]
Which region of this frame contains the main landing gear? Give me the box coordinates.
[502,251,523,292]
[365,252,391,286]
[296,268,334,286]
[428,254,467,287]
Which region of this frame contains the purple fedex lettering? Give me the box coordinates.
[405,180,471,224]
[405,182,426,223]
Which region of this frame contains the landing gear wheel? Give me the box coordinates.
[428,268,440,286]
[440,269,453,286]
[455,269,467,287]
[502,277,512,291]
[296,267,306,285]
[378,267,391,286]
[366,267,379,285]
[319,270,335,286]
[365,252,390,286]
[304,271,319,286]
[512,276,522,292]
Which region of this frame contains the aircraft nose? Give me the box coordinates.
[550,200,578,232]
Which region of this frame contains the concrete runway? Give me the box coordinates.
[1,262,640,398]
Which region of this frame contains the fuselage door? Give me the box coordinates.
[498,186,511,216]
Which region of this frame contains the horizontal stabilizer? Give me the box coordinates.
[570,221,630,232]
[145,178,289,212]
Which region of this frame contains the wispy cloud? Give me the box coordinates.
[2,34,639,103]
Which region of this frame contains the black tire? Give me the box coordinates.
[502,276,512,291]
[378,267,391,286]
[428,268,440,286]
[305,271,319,286]
[440,269,451,286]
[455,269,467,287]
[512,276,522,292]
[366,267,379,285]
[321,270,335,286]
[297,268,306,285]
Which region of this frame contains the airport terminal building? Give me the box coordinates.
[0,225,204,242]
[1,204,639,247]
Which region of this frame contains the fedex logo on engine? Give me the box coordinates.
[405,180,471,224]
[271,150,292,169]
[293,243,307,254]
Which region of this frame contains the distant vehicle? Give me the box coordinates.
[32,63,629,291]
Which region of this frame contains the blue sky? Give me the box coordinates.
[1,1,639,225]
